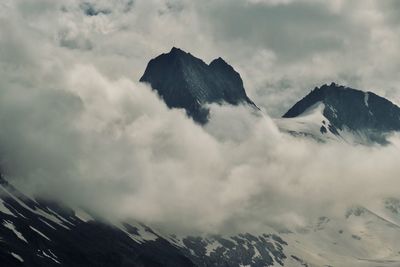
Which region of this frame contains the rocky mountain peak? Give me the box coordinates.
[140,48,257,124]
[282,83,400,143]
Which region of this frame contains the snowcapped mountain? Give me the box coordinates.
[140,47,257,124]
[2,173,400,267]
[277,83,400,144]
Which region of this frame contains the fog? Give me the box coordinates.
[1,0,400,234]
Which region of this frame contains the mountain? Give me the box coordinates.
[0,175,290,267]
[0,176,194,267]
[140,47,257,124]
[277,83,400,143]
[141,49,400,143]
[2,174,400,267]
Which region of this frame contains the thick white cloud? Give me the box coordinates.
[1,0,400,234]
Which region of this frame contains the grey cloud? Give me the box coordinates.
[204,1,352,61]
[80,2,112,16]
[58,29,94,50]
[377,0,400,25]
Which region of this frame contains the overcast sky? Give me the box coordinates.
[1,0,400,234]
[4,0,400,115]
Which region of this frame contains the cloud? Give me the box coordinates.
[1,0,400,235]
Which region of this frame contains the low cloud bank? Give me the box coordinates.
[1,0,400,234]
[1,62,400,234]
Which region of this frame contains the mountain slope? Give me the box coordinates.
[0,175,292,267]
[279,83,400,143]
[140,47,257,123]
[2,173,400,267]
[0,176,195,267]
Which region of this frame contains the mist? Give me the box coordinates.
[1,0,400,234]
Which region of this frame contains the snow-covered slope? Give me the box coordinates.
[275,102,341,143]
[280,202,400,267]
[168,200,400,267]
[279,83,400,144]
[196,200,400,267]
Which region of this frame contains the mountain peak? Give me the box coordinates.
[170,46,182,52]
[209,57,235,73]
[209,57,226,65]
[140,48,256,124]
[283,83,361,119]
[316,82,350,92]
[169,46,188,56]
[282,83,400,143]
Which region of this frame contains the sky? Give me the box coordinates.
[1,0,400,234]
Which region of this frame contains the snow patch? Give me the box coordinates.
[30,226,51,241]
[0,185,36,212]
[39,218,57,230]
[74,208,93,222]
[0,184,71,229]
[328,104,338,118]
[33,208,71,230]
[46,207,75,227]
[253,247,261,260]
[3,221,27,243]
[0,199,15,217]
[11,252,23,262]
[136,224,159,241]
[120,222,159,244]
[364,92,369,107]
[205,240,221,256]
[41,249,60,264]
[275,102,340,142]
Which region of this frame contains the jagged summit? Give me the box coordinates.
[282,82,400,143]
[209,57,226,65]
[168,47,193,58]
[170,46,182,52]
[284,83,354,117]
[140,48,256,124]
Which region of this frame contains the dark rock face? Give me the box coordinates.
[0,177,194,267]
[283,83,400,142]
[140,47,257,124]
